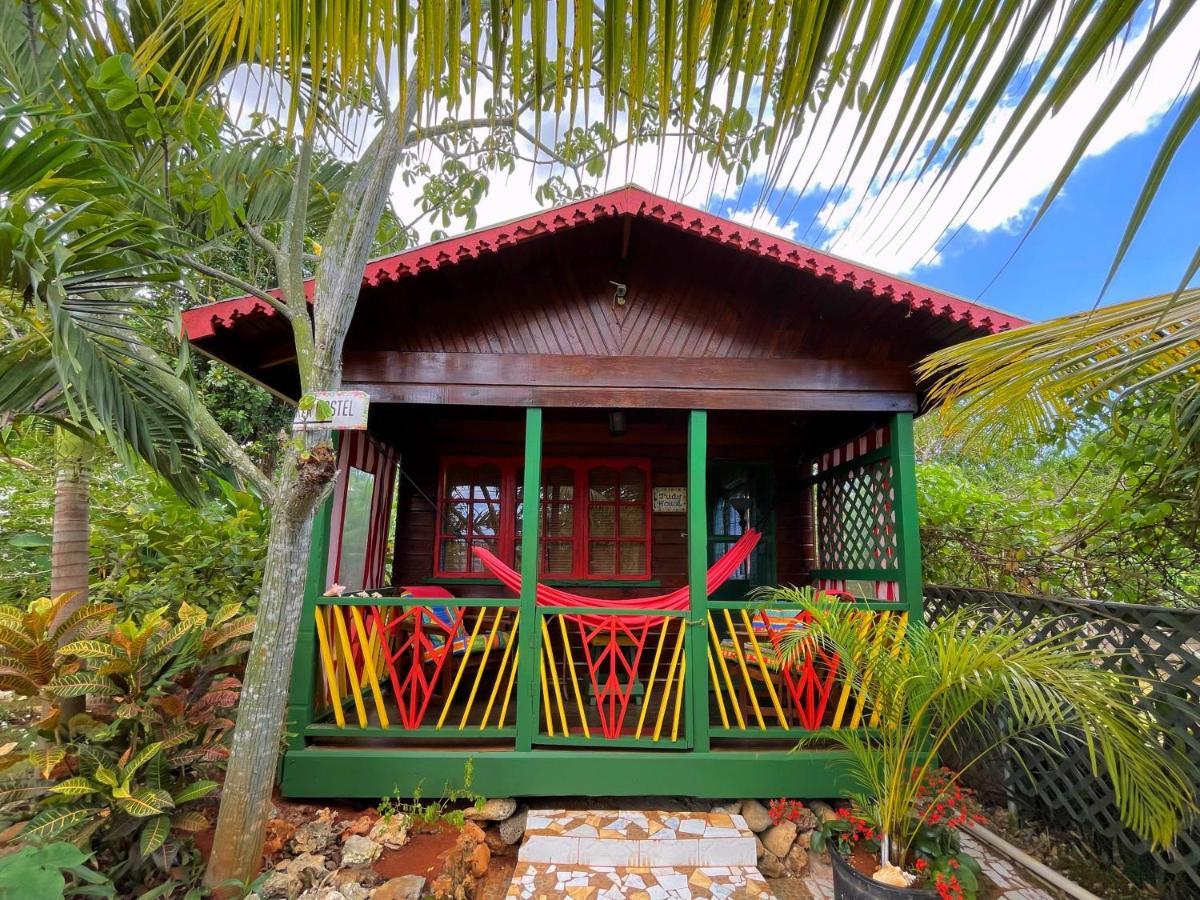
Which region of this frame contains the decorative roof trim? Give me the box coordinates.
[182,185,1028,341]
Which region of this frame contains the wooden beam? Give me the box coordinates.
[515,409,543,751]
[344,351,918,412]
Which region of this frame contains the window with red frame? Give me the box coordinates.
[435,457,651,580]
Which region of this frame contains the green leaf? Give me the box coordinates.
[45,673,120,698]
[56,640,120,660]
[139,814,171,857]
[22,805,102,841]
[172,780,218,805]
[47,776,98,797]
[115,788,173,818]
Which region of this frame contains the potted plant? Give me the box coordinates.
[763,589,1194,899]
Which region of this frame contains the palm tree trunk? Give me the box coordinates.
[49,428,91,719]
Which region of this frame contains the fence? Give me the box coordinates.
[925,585,1200,897]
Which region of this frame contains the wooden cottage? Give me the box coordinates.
[182,186,1026,799]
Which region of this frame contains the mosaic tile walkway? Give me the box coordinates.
[506,810,774,899]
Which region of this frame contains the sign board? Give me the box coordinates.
[652,486,687,513]
[293,391,370,431]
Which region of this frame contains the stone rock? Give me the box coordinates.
[331,866,381,897]
[470,842,490,878]
[792,807,819,832]
[784,844,810,876]
[286,853,332,881]
[260,870,304,900]
[265,819,298,859]
[758,850,787,878]
[711,800,743,815]
[340,835,382,868]
[370,875,426,900]
[793,829,813,851]
[369,817,411,849]
[459,820,486,846]
[754,836,766,860]
[483,827,515,857]
[462,797,517,821]
[341,815,376,838]
[872,864,915,888]
[262,854,329,899]
[740,799,772,833]
[291,818,336,854]
[297,890,347,900]
[761,820,799,859]
[809,800,838,823]
[497,806,528,845]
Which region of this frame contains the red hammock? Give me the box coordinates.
[469,528,761,626]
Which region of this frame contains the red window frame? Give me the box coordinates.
[434,456,652,581]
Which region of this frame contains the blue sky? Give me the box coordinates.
[906,112,1200,323]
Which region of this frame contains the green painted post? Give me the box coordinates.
[515,408,543,751]
[285,483,335,754]
[889,412,925,622]
[687,410,710,752]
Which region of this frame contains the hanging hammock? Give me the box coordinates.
[470,528,761,625]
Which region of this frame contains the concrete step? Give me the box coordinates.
[519,810,758,867]
[505,861,774,899]
[507,810,775,899]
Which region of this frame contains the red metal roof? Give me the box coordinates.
[182,185,1028,341]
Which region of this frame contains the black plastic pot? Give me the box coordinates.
[829,848,939,900]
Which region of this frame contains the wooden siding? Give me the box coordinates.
[337,216,930,411]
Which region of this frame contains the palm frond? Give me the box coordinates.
[918,290,1200,448]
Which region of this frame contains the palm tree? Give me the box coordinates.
[766,589,1193,873]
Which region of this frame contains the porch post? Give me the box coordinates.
[285,486,334,754]
[687,410,710,752]
[515,408,543,751]
[889,412,924,621]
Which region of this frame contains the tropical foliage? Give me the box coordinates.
[916,406,1200,605]
[0,599,251,894]
[1,429,269,611]
[766,590,1194,875]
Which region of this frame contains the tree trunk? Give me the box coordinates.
[203,451,324,890]
[49,428,90,720]
[204,93,416,891]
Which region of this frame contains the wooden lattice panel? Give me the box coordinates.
[925,586,1200,899]
[816,458,898,572]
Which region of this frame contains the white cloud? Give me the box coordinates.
[347,4,1200,279]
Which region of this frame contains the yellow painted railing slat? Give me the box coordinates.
[636,616,673,739]
[437,606,488,729]
[740,609,789,730]
[557,615,590,738]
[722,608,765,730]
[313,607,345,727]
[349,606,389,727]
[539,616,571,736]
[480,611,520,729]
[708,614,745,729]
[331,607,368,727]
[653,619,687,741]
[707,649,730,729]
[459,608,506,729]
